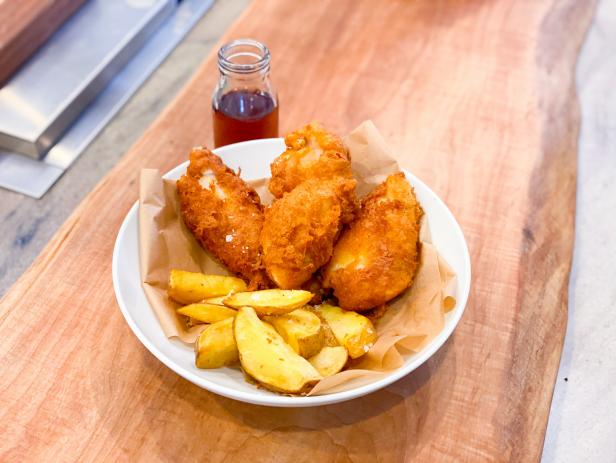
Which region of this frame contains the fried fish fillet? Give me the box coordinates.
[176,147,270,289]
[269,122,354,199]
[322,173,423,311]
[261,177,358,289]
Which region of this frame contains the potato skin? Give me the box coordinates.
[266,308,325,358]
[178,303,236,324]
[234,307,322,394]
[168,270,247,305]
[223,289,313,315]
[308,346,348,377]
[314,304,376,359]
[323,173,423,310]
[194,318,238,369]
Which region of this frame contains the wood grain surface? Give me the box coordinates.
[0,0,594,461]
[0,0,84,85]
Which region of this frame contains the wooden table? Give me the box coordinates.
[0,0,595,461]
[0,0,84,85]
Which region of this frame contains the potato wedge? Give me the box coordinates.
[234,307,322,393]
[314,304,376,359]
[308,346,348,377]
[265,308,324,358]
[203,296,227,305]
[319,316,340,347]
[178,303,236,324]
[224,289,313,315]
[168,270,247,304]
[195,318,238,369]
[186,317,205,327]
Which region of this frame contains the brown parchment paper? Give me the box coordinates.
[138,120,457,395]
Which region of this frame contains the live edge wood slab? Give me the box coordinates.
[0,0,595,461]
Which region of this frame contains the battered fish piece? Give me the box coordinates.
[322,173,423,311]
[176,147,270,289]
[269,122,354,198]
[261,177,357,289]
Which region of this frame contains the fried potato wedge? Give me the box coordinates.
[234,307,322,394]
[224,289,313,315]
[178,303,236,324]
[203,296,227,305]
[320,319,341,347]
[308,346,349,377]
[195,318,239,369]
[314,304,376,359]
[168,270,247,304]
[186,317,205,327]
[265,308,324,358]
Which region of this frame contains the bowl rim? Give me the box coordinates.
[111,138,471,407]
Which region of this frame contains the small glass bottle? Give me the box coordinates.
[212,39,279,148]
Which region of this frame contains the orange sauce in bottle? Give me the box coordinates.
[213,90,278,147]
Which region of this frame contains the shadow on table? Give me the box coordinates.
[153,337,457,460]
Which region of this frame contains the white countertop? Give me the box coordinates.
[542,0,616,460]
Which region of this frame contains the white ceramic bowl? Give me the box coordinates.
[112,138,471,407]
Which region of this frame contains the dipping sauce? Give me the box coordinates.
[213,90,278,147]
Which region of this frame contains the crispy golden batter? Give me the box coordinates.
[261,177,357,289]
[176,147,270,289]
[269,122,354,199]
[262,123,358,289]
[322,173,423,311]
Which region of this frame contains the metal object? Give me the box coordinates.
[0,0,214,198]
[0,0,174,159]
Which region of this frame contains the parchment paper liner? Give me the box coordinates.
[138,120,456,396]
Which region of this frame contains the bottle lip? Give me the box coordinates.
[218,38,271,74]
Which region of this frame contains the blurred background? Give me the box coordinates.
[0,0,247,292]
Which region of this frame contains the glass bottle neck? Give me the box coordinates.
[217,38,271,77]
[218,67,271,84]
